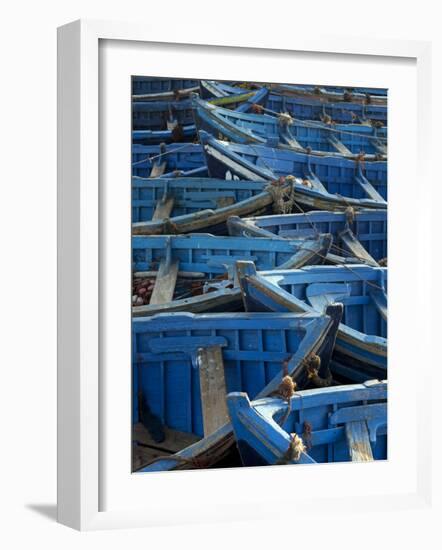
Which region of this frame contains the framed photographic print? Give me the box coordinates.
[57,19,434,531]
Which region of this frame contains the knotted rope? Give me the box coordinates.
[302,421,313,450]
[265,178,295,214]
[251,103,264,114]
[345,205,356,225]
[304,353,333,388]
[276,433,306,464]
[278,112,294,126]
[162,217,178,234]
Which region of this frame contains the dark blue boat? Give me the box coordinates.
[133,309,340,471]
[132,233,332,317]
[227,209,387,266]
[132,143,207,178]
[227,380,387,466]
[193,96,387,158]
[199,132,387,211]
[236,262,387,377]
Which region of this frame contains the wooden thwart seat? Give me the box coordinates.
[152,195,175,220]
[339,227,378,266]
[197,345,229,437]
[328,135,353,156]
[345,421,374,462]
[149,161,166,178]
[149,258,180,305]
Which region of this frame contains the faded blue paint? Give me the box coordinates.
[227,380,387,466]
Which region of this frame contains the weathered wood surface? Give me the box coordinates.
[345,421,374,462]
[152,195,175,220]
[356,175,385,202]
[133,270,205,279]
[339,227,378,266]
[198,345,229,437]
[369,287,388,322]
[149,258,179,305]
[132,423,200,471]
[149,161,166,178]
[328,135,352,156]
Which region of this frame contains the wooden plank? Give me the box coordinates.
[149,258,179,305]
[328,135,353,156]
[133,422,200,453]
[149,161,166,178]
[133,270,205,279]
[369,287,388,322]
[152,195,175,220]
[132,423,201,471]
[198,345,229,437]
[371,138,387,155]
[345,421,374,462]
[339,227,378,266]
[355,175,385,202]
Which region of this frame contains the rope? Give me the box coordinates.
[132,143,193,166]
[345,205,356,225]
[162,217,178,234]
[302,421,313,450]
[265,179,296,214]
[304,353,333,388]
[275,433,306,464]
[277,112,294,126]
[252,104,387,141]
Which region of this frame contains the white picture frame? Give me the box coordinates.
[57,19,434,531]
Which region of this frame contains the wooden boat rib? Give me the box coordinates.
[227,209,387,265]
[131,233,332,317]
[133,309,341,472]
[132,178,304,236]
[227,380,387,466]
[193,95,387,159]
[236,261,387,376]
[199,131,387,211]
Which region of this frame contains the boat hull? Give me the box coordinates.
[134,311,337,472]
[236,262,387,374]
[227,381,387,466]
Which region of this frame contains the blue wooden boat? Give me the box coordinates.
[133,99,195,131]
[132,92,270,146]
[199,80,253,99]
[132,77,200,101]
[132,233,332,317]
[133,309,341,471]
[227,380,387,466]
[199,131,387,211]
[269,83,387,106]
[192,96,387,159]
[227,209,387,266]
[266,92,387,125]
[268,83,387,98]
[132,125,197,145]
[236,262,387,377]
[132,143,207,178]
[132,178,304,235]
